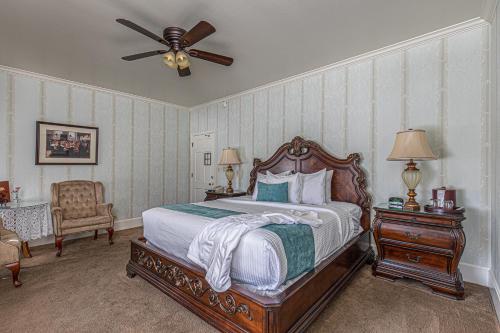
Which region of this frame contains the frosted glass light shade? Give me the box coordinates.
[163,51,177,69]
[387,129,437,161]
[218,148,241,165]
[175,51,190,69]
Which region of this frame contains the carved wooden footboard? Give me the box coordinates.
[127,232,373,333]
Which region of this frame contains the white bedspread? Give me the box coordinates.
[188,211,324,292]
[142,196,362,291]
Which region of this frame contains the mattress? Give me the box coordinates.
[142,196,362,291]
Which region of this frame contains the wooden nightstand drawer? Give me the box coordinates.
[379,211,457,228]
[382,245,449,273]
[379,221,453,250]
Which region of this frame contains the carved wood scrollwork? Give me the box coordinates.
[288,136,318,156]
[134,249,253,321]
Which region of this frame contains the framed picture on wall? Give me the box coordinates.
[36,121,99,165]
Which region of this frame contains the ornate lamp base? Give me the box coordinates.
[225,165,234,194]
[402,159,422,211]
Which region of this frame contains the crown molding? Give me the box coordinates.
[0,64,188,110]
[191,18,487,110]
[482,0,499,22]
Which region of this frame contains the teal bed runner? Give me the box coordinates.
[161,203,315,282]
[262,224,315,281]
[161,203,244,219]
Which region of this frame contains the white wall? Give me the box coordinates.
[0,67,190,222]
[491,1,500,295]
[190,22,492,278]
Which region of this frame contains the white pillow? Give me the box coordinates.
[265,172,302,204]
[325,170,333,202]
[252,172,266,200]
[300,169,327,205]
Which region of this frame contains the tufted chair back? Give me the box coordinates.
[51,181,104,220]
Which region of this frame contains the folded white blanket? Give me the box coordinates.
[187,210,323,292]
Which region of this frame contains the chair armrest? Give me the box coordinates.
[51,206,63,236]
[96,203,113,217]
[0,240,20,265]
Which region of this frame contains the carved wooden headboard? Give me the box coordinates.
[247,136,371,231]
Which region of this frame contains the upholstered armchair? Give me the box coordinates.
[51,180,114,257]
[0,220,22,287]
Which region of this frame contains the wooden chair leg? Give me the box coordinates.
[107,227,114,245]
[5,261,22,287]
[93,230,98,240]
[55,236,63,257]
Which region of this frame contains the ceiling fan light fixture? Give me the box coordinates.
[163,51,177,68]
[175,50,190,69]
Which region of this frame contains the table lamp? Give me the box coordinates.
[218,148,241,194]
[387,129,437,211]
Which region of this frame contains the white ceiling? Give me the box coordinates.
[0,0,487,107]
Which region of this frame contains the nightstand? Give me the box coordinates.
[204,191,247,201]
[372,205,466,300]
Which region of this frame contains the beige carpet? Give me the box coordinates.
[0,228,498,333]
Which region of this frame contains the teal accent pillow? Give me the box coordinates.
[256,181,289,202]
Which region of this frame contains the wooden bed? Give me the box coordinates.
[126,136,373,333]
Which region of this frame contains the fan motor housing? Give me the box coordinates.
[163,27,187,51]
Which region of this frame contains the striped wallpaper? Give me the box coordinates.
[0,67,190,221]
[189,23,491,269]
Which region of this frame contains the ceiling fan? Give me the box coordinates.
[116,19,233,77]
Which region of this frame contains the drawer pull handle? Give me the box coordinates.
[406,254,421,263]
[405,231,421,240]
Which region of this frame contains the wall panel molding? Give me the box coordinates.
[0,67,190,222]
[189,22,491,270]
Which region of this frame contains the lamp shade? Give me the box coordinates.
[218,148,241,165]
[387,129,437,161]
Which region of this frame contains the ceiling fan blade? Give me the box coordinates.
[116,18,170,47]
[188,49,233,66]
[181,21,216,47]
[177,66,191,77]
[122,50,167,61]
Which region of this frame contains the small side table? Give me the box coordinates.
[0,201,53,257]
[372,204,466,299]
[204,191,247,201]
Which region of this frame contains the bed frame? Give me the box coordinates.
[126,136,373,333]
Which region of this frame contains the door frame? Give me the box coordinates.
[190,131,216,202]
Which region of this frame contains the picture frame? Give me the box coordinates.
[35,121,99,165]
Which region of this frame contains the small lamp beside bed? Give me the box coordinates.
[218,147,241,194]
[387,129,437,211]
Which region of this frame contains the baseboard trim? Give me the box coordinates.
[29,217,143,248]
[490,272,500,321]
[459,262,491,287]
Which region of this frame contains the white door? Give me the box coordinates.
[190,133,216,202]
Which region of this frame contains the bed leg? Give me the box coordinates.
[126,262,136,279]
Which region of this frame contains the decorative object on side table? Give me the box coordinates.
[205,190,246,201]
[218,147,242,194]
[425,186,463,214]
[0,201,53,258]
[387,129,437,211]
[372,204,466,299]
[388,197,404,210]
[36,121,99,165]
[0,181,10,205]
[11,186,21,203]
